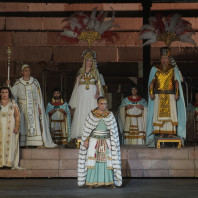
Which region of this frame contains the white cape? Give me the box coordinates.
[78,111,122,187]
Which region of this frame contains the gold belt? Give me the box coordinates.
[0,113,8,117]
[79,81,96,85]
[18,98,26,100]
[17,98,26,104]
[126,114,142,117]
[18,98,36,104]
[155,90,175,94]
[51,120,65,122]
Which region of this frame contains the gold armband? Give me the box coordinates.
[175,88,179,96]
[149,87,154,95]
[85,137,90,142]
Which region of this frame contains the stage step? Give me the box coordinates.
[0,146,198,178]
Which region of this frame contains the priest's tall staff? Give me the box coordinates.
[7,47,11,81]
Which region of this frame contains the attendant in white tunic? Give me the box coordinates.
[78,97,122,188]
[46,88,71,145]
[69,49,105,139]
[0,86,20,169]
[7,64,56,148]
[117,86,147,145]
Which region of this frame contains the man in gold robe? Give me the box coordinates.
[146,47,186,147]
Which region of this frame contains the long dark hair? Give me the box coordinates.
[0,86,13,100]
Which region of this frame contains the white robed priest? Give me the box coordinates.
[7,64,57,148]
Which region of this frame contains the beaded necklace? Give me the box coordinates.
[127,96,142,104]
[91,108,110,118]
[83,72,94,90]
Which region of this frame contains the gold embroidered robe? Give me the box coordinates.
[152,65,178,134]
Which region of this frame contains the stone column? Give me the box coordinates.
[142,0,152,98]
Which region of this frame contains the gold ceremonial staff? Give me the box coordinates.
[7,47,12,81]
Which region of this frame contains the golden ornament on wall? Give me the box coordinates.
[78,31,101,48]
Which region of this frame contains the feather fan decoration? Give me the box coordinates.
[61,8,118,47]
[140,13,196,47]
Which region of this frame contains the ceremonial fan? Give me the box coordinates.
[61,7,118,48]
[61,8,117,105]
[140,13,196,47]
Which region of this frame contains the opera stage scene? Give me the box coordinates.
[0,1,198,198]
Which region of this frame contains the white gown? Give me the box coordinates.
[0,101,20,168]
[69,74,104,138]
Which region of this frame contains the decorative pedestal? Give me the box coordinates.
[156,138,182,149]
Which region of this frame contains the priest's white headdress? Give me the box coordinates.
[22,64,30,71]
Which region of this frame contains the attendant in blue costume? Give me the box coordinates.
[78,96,122,188]
[186,93,198,143]
[146,47,186,147]
[117,86,147,145]
[46,88,71,145]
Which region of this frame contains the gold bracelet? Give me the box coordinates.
[85,137,90,141]
[149,87,153,95]
[176,88,179,96]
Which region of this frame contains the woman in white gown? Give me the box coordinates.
[0,86,20,169]
[69,49,105,139]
